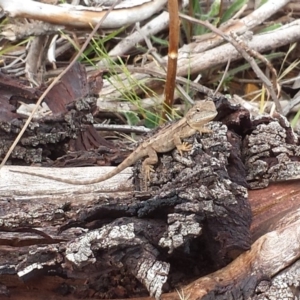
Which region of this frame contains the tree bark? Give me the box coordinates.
[1,97,300,299]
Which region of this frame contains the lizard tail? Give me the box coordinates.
[10,167,124,185]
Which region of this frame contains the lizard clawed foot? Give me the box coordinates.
[176,142,193,156]
[143,165,154,181]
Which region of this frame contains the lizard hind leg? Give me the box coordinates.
[141,147,158,182]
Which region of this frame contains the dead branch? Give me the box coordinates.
[0,0,167,28]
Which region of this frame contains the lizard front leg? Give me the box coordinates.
[142,147,158,182]
[173,134,193,156]
[198,126,213,134]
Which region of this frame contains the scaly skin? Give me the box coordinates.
[10,100,217,185]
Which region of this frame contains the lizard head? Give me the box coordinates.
[185,100,218,130]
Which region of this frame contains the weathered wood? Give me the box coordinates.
[1,165,133,200]
[2,192,300,300]
[0,117,254,299]
[2,97,300,299]
[163,207,300,299]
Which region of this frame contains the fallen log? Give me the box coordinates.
[1,97,300,299]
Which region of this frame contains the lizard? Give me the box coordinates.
[10,100,217,185]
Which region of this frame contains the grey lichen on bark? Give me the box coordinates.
[65,220,169,300]
[243,114,300,189]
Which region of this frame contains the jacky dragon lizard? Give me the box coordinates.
[10,100,217,185]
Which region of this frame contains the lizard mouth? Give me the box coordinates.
[188,112,217,128]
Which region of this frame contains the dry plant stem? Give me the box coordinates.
[121,67,219,97]
[228,37,280,114]
[0,1,121,169]
[283,94,300,116]
[135,22,165,68]
[178,14,283,114]
[80,65,219,98]
[92,20,300,108]
[176,20,300,76]
[94,2,296,107]
[214,56,231,96]
[230,32,280,107]
[186,0,293,54]
[96,89,189,114]
[94,124,150,134]
[2,53,26,71]
[163,0,180,117]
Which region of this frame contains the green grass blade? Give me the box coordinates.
[221,0,247,23]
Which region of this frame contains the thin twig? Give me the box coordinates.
[94,123,150,134]
[0,0,121,169]
[179,13,283,114]
[135,22,165,68]
[283,93,300,116]
[214,55,231,96]
[229,31,282,113]
[230,31,280,100]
